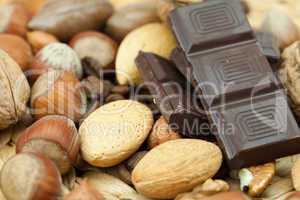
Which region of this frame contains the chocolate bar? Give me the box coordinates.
[171,32,280,85]
[256,31,281,65]
[169,0,300,169]
[135,52,209,137]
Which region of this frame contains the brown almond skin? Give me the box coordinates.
[16,115,80,173]
[0,33,33,71]
[0,152,62,200]
[31,70,87,122]
[0,4,30,37]
[27,31,58,53]
[69,31,117,70]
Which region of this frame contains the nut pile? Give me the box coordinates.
[0,0,299,200]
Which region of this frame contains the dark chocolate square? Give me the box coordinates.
[210,91,300,168]
[169,0,254,54]
[189,43,279,107]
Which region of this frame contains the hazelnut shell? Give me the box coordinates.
[16,115,80,165]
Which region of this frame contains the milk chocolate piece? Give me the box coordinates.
[136,52,209,137]
[169,0,300,169]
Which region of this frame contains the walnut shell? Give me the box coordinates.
[0,49,30,130]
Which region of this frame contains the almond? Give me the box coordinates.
[31,43,82,81]
[69,31,118,70]
[84,172,152,200]
[28,0,113,41]
[0,3,30,37]
[79,100,153,167]
[116,23,177,85]
[27,31,58,53]
[132,139,223,199]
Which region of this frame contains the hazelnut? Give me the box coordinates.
[16,115,80,174]
[239,163,275,197]
[148,116,181,149]
[27,31,58,53]
[105,2,159,41]
[69,31,118,70]
[0,3,30,37]
[261,7,300,49]
[0,33,33,71]
[0,49,30,130]
[0,152,63,200]
[31,43,83,81]
[30,70,87,122]
[64,180,104,200]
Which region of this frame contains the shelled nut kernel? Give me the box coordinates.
[239,163,275,197]
[16,115,80,174]
[0,34,33,71]
[31,70,87,122]
[0,152,63,200]
[31,43,83,80]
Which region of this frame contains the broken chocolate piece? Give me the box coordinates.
[136,52,209,137]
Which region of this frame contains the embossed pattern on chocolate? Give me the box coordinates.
[170,0,300,169]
